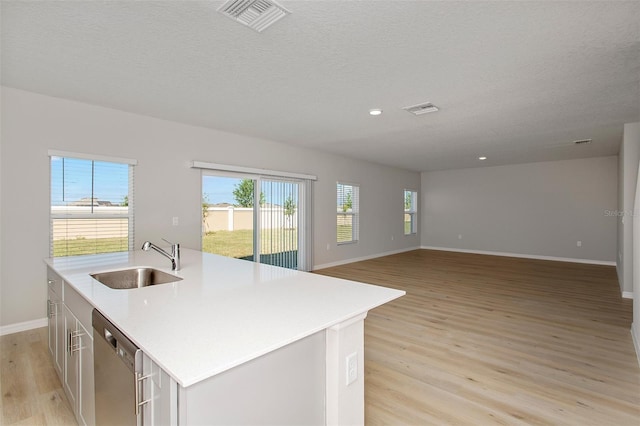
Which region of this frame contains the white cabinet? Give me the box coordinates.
[141,352,178,425]
[47,269,64,380]
[64,305,79,411]
[47,266,95,426]
[78,321,95,426]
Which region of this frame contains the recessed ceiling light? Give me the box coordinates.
[478,156,487,160]
[369,109,382,116]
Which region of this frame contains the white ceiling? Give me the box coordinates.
[2,1,639,172]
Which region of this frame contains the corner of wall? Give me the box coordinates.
[632,322,640,368]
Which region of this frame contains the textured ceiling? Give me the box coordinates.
[2,1,639,172]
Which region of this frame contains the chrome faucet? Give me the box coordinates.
[142,239,180,271]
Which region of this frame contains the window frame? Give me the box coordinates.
[337,182,360,245]
[49,150,136,257]
[404,189,418,236]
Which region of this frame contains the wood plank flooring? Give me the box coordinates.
[1,249,638,425]
[0,327,76,425]
[316,249,640,425]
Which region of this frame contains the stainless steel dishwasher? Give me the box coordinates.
[93,309,146,426]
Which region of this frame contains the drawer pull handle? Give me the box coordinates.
[135,372,152,416]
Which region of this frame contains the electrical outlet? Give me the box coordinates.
[346,352,357,386]
[458,234,462,240]
[172,217,179,226]
[577,241,582,247]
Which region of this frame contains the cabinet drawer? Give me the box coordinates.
[64,284,93,338]
[47,267,63,296]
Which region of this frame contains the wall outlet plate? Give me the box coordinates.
[346,352,357,386]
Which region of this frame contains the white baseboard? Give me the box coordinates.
[420,246,617,266]
[632,323,640,369]
[0,318,48,336]
[313,246,420,271]
[622,291,634,299]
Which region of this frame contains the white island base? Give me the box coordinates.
[46,249,404,426]
[144,313,367,425]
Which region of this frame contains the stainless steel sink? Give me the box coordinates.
[90,268,183,289]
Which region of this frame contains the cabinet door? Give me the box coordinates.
[47,287,56,360]
[78,322,95,426]
[55,299,65,378]
[63,306,79,412]
[47,273,64,380]
[142,352,178,426]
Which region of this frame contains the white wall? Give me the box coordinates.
[625,123,640,365]
[421,157,618,262]
[0,87,420,328]
[618,123,640,296]
[633,162,640,366]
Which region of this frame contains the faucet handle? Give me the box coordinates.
[161,238,175,246]
[162,238,180,258]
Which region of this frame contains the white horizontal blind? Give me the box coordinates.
[337,182,359,244]
[404,189,417,235]
[50,155,134,257]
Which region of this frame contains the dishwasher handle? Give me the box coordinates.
[103,327,117,349]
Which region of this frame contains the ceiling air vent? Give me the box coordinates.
[573,139,593,145]
[402,102,439,116]
[218,0,291,32]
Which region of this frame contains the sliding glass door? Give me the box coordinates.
[202,175,255,261]
[259,179,299,269]
[202,172,311,270]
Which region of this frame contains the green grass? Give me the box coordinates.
[337,224,354,243]
[203,229,254,258]
[405,221,413,234]
[53,237,128,257]
[203,229,298,259]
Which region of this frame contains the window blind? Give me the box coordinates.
[50,154,135,257]
[404,189,417,235]
[337,182,359,244]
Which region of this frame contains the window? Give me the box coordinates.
[337,182,359,244]
[50,152,135,257]
[404,189,417,235]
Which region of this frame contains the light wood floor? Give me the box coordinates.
[317,249,640,425]
[1,327,76,425]
[2,250,639,425]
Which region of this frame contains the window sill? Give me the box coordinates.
[337,240,358,246]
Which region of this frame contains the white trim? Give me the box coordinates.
[0,318,48,336]
[313,246,419,270]
[632,323,640,369]
[191,161,317,181]
[329,313,368,331]
[48,149,138,165]
[420,246,617,266]
[622,291,634,299]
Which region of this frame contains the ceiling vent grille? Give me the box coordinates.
[573,139,592,145]
[218,0,291,32]
[402,102,439,116]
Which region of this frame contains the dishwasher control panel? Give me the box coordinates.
[92,309,140,373]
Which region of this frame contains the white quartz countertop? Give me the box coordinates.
[45,249,404,387]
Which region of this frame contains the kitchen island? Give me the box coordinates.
[45,248,404,425]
